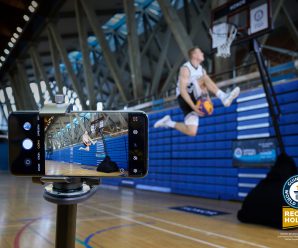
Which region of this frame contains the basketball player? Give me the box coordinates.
[79,131,97,151]
[154,47,240,136]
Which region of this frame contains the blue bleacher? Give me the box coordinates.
[101,76,298,200]
[48,135,128,170]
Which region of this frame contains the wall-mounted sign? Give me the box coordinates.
[233,138,277,167]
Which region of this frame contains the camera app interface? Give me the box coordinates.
[44,112,129,176]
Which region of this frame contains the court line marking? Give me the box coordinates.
[76,216,118,222]
[100,204,269,248]
[14,219,39,248]
[28,225,54,246]
[84,222,154,247]
[82,205,226,248]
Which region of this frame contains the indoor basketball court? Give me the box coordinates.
[0,0,297,247]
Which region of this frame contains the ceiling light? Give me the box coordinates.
[16,27,23,33]
[8,42,13,48]
[23,15,29,22]
[29,6,35,13]
[0,56,5,62]
[31,1,38,8]
[4,49,9,55]
[13,33,19,39]
[11,37,16,43]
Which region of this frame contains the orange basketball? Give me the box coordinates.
[196,98,214,115]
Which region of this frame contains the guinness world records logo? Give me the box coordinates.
[283,175,298,208]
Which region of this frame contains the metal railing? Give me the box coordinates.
[126,60,298,112]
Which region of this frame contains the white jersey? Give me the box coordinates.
[176,61,205,99]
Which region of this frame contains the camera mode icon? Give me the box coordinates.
[23,122,31,131]
[22,139,33,150]
[24,158,32,167]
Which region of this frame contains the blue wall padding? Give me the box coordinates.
[0,141,8,170]
[102,78,298,201]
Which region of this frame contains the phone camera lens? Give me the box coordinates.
[24,158,32,167]
[23,122,31,131]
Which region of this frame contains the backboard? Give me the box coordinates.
[211,0,273,49]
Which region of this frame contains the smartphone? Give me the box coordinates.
[8,111,148,177]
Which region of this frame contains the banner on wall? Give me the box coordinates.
[232,138,277,167]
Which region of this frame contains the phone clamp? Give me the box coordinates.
[40,177,100,248]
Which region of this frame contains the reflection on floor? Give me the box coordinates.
[45,160,123,176]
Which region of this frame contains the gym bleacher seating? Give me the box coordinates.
[103,78,298,201]
[48,135,128,172]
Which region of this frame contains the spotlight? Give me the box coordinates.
[29,6,35,13]
[31,1,38,8]
[13,33,19,39]
[16,27,23,33]
[4,49,9,55]
[23,15,29,22]
[8,42,14,48]
[11,37,16,43]
[0,56,5,62]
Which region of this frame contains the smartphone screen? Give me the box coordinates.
[9,111,148,177]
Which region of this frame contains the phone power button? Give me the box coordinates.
[22,139,33,150]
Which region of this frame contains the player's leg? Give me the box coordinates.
[79,143,90,151]
[174,113,198,136]
[153,114,198,136]
[154,95,189,130]
[154,96,199,136]
[202,74,240,107]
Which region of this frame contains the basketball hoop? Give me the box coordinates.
[210,22,237,58]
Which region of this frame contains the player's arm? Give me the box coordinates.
[179,67,204,116]
[179,67,196,110]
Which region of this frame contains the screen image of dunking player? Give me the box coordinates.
[44,112,128,176]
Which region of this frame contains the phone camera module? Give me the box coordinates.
[24,158,32,167]
[23,122,31,131]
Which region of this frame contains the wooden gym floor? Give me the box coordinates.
[45,160,123,177]
[0,172,297,248]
